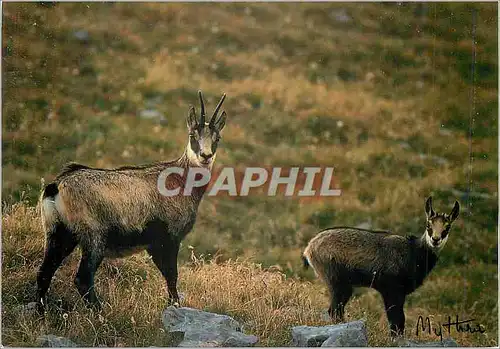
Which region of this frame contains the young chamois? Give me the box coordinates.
[302,197,460,336]
[37,91,227,310]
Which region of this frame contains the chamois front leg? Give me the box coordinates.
[148,238,181,306]
[382,291,406,337]
[328,283,353,322]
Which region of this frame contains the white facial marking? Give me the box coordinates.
[186,139,199,164]
[186,139,216,169]
[424,230,449,252]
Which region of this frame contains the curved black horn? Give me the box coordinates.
[210,93,226,126]
[198,90,206,126]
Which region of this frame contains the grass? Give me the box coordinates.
[2,2,498,347]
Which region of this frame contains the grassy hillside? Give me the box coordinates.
[2,3,498,347]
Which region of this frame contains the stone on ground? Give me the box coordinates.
[397,338,459,347]
[162,306,258,347]
[292,320,367,347]
[36,335,78,347]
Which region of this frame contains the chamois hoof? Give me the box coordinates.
[167,296,181,307]
[88,301,102,311]
[168,299,181,307]
[83,296,102,311]
[35,298,46,315]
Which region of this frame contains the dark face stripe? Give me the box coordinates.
[190,127,220,156]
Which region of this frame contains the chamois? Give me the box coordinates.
[37,91,227,310]
[302,197,459,336]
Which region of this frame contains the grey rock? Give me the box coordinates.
[73,30,90,43]
[17,301,39,316]
[399,141,411,150]
[321,326,368,347]
[439,128,453,136]
[418,153,449,166]
[397,338,459,347]
[292,320,366,347]
[36,335,78,347]
[162,306,258,347]
[450,188,493,200]
[331,9,351,23]
[138,109,167,125]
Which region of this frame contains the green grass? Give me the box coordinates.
[2,2,498,347]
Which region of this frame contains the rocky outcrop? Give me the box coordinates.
[397,338,459,347]
[36,335,78,347]
[292,320,367,347]
[162,306,259,347]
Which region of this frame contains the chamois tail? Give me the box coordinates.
[302,254,310,269]
[39,182,62,233]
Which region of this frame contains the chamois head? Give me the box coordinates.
[424,196,460,251]
[186,91,227,168]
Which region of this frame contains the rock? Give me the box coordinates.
[418,153,449,166]
[292,320,366,347]
[331,9,352,23]
[399,141,411,150]
[73,30,90,43]
[321,326,368,347]
[36,335,78,347]
[397,338,459,347]
[162,306,259,347]
[439,127,453,136]
[17,302,39,317]
[450,188,493,200]
[138,109,167,125]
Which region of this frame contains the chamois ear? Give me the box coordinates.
[425,196,435,218]
[213,111,227,132]
[449,201,460,222]
[187,106,198,131]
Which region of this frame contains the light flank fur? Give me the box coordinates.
[303,196,460,337]
[36,91,227,311]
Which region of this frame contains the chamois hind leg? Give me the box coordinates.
[382,291,406,337]
[74,240,104,308]
[147,237,181,306]
[36,224,77,310]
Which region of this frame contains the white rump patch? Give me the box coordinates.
[41,193,67,231]
[41,196,58,231]
[303,248,319,277]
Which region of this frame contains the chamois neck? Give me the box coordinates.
[415,234,439,274]
[404,235,439,293]
[161,149,212,200]
[174,151,192,168]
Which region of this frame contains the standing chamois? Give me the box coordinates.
[302,197,460,336]
[37,91,227,310]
